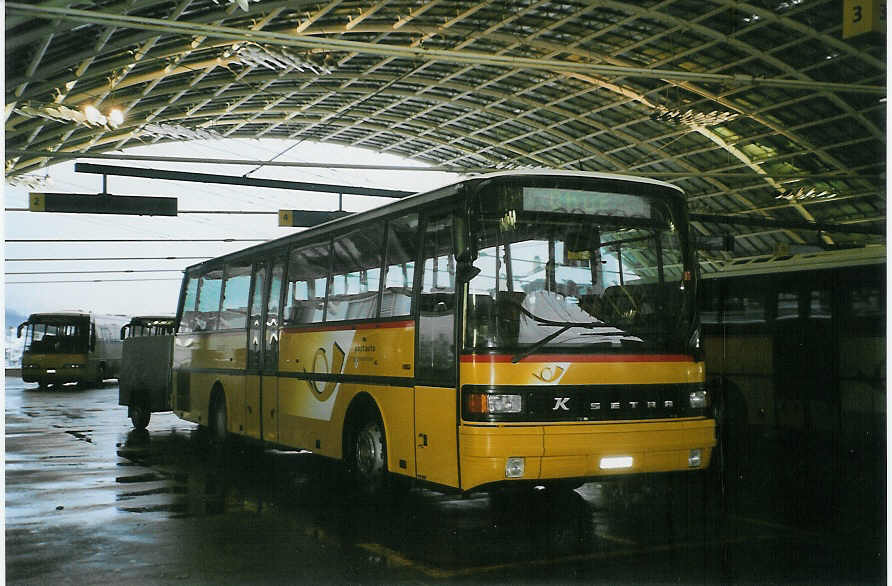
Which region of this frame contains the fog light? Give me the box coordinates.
[688,448,702,467]
[505,457,525,478]
[599,456,633,470]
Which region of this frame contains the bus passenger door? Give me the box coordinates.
[414,212,459,488]
[261,260,285,444]
[244,265,267,440]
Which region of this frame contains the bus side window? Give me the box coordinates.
[417,213,456,384]
[220,262,252,330]
[284,242,329,326]
[179,275,200,333]
[327,227,383,322]
[381,213,419,318]
[195,269,224,331]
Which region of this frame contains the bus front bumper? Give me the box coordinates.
[459,418,716,492]
[21,364,87,385]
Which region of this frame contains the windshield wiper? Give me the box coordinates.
[511,306,611,363]
[510,302,642,363]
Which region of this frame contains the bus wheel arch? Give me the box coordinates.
[209,383,228,443]
[343,393,389,495]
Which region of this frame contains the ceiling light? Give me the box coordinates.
[232,43,332,74]
[651,106,739,127]
[108,108,125,128]
[140,123,223,140]
[5,173,52,190]
[211,0,251,12]
[84,104,106,125]
[775,186,838,201]
[15,102,126,129]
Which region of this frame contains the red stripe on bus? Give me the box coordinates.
[460,354,694,363]
[282,320,414,334]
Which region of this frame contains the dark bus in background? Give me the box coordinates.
[700,247,885,527]
[119,316,176,430]
[18,312,129,389]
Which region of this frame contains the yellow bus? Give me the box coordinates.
[18,311,129,389]
[172,170,715,494]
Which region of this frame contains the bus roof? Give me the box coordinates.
[183,169,685,274]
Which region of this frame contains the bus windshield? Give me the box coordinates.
[23,317,89,354]
[463,181,694,355]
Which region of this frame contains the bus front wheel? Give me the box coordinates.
[349,418,388,496]
[210,394,228,444]
[130,398,151,430]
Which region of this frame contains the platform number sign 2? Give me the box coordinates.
[843,0,887,39]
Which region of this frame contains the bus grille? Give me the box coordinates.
[462,383,706,423]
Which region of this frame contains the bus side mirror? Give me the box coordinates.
[120,325,128,340]
[90,324,97,351]
[16,322,26,338]
[453,212,476,265]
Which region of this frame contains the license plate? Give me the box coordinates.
[46,369,56,374]
[599,456,633,470]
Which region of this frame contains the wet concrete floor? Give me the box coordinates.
[5,376,885,584]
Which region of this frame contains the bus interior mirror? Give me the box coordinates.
[456,261,482,283]
[564,228,601,264]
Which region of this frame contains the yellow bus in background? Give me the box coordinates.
[172,171,715,494]
[18,311,129,389]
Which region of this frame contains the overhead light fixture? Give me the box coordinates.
[140,123,223,141]
[14,102,125,129]
[651,105,739,127]
[775,186,838,201]
[6,173,52,190]
[108,108,125,128]
[211,0,251,12]
[230,43,332,74]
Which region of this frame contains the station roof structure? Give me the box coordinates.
[5,0,886,259]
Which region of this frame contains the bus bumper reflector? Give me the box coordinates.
[505,457,525,478]
[599,456,634,470]
[688,448,702,467]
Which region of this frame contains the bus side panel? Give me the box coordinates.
[277,323,415,466]
[703,333,777,431]
[119,334,174,411]
[172,331,247,429]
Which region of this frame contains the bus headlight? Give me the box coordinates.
[689,389,708,409]
[466,393,523,415]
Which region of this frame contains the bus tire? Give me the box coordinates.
[209,391,228,444]
[348,416,388,497]
[130,396,151,430]
[94,364,106,387]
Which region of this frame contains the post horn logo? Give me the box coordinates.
[305,342,345,401]
[532,365,565,383]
